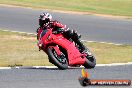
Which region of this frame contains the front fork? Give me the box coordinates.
[49,45,61,56]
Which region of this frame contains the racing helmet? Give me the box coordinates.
[39,12,52,27]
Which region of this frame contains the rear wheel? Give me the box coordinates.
[75,40,96,68]
[47,45,68,70]
[83,48,96,68]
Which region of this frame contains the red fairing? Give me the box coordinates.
[37,28,86,66]
[37,27,43,40]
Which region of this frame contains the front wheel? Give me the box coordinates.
[47,45,68,70]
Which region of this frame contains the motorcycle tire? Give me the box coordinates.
[83,47,96,69]
[75,40,96,68]
[47,45,68,70]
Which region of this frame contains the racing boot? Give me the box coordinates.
[72,30,81,40]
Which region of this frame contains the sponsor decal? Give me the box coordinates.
[78,68,131,86]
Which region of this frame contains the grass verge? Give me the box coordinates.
[0,0,132,17]
[0,29,132,67]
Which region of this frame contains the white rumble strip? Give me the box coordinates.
[0,62,132,69]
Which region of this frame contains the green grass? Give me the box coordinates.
[84,42,132,64]
[0,0,132,17]
[0,29,132,67]
[0,30,52,66]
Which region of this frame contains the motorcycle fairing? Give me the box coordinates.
[40,29,86,66]
[51,36,86,65]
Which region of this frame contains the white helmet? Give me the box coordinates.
[39,12,52,21]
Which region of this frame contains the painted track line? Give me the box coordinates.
[1,29,125,46]
[96,62,132,66]
[82,40,123,46]
[0,67,12,69]
[0,62,132,69]
[0,29,36,35]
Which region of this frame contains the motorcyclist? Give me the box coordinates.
[37,12,81,41]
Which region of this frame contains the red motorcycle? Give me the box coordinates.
[37,28,96,69]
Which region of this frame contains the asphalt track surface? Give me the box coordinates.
[0,65,132,88]
[0,5,132,44]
